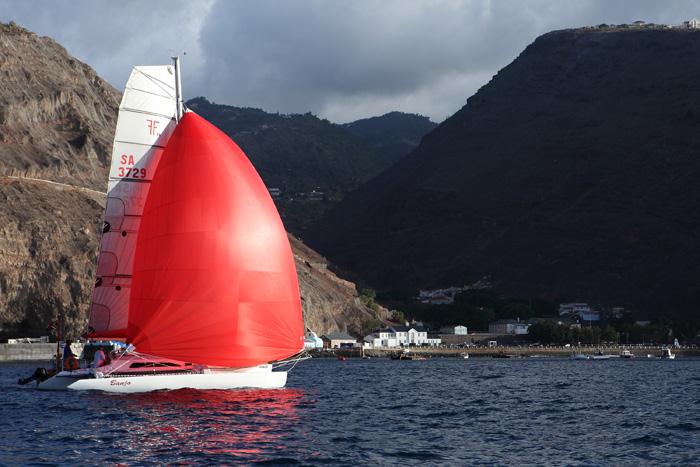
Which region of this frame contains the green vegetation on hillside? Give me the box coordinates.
[378,289,558,332]
[187,98,436,233]
[188,97,383,194]
[376,287,698,344]
[343,111,437,166]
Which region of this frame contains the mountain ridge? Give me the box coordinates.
[306,27,700,316]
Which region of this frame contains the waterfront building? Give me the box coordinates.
[527,316,580,328]
[392,325,441,346]
[304,330,323,349]
[321,332,357,349]
[364,325,441,348]
[488,319,530,335]
[440,325,468,335]
[364,332,397,348]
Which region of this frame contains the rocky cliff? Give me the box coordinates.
[0,22,383,339]
[0,22,119,190]
[307,27,700,314]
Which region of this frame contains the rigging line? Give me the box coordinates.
[272,352,311,372]
[123,86,175,101]
[134,65,175,91]
[112,139,166,149]
[133,68,176,98]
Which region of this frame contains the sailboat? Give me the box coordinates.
[37,58,305,392]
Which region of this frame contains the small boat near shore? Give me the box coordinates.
[493,352,524,359]
[659,347,676,359]
[590,350,616,360]
[391,351,427,361]
[619,349,635,359]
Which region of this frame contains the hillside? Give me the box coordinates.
[307,27,700,315]
[186,98,435,233]
[343,111,437,166]
[0,22,384,339]
[187,97,384,195]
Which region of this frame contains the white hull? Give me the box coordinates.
[37,365,286,393]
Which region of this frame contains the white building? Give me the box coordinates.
[683,19,700,29]
[364,332,397,348]
[364,325,441,348]
[304,330,323,349]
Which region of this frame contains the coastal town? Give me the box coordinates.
[300,294,699,358]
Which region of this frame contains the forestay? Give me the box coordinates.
[87,66,177,339]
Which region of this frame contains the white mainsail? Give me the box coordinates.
[87,66,177,337]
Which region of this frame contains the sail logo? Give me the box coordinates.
[146,119,160,136]
[110,379,131,386]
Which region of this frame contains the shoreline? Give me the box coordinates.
[1,343,697,362]
[314,345,700,359]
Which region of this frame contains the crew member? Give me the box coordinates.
[62,339,79,371]
[92,347,107,368]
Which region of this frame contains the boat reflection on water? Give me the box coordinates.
[84,388,307,463]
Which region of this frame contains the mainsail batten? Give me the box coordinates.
[87,65,177,338]
[127,112,305,367]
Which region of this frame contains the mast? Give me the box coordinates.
[172,56,184,121]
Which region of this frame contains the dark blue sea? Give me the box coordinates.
[1,357,699,465]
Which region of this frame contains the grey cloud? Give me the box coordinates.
[194,0,700,122]
[2,0,700,122]
[0,0,212,90]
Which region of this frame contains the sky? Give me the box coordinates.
[1,0,700,123]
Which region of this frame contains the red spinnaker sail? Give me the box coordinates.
[126,112,304,367]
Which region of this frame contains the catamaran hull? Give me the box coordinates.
[37,369,287,393]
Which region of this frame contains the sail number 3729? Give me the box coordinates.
[118,154,147,179]
[118,167,147,178]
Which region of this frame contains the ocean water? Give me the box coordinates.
[1,357,699,465]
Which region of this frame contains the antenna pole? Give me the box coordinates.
[172,55,183,121]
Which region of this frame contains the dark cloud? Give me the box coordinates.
[2,0,700,122]
[0,0,212,92]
